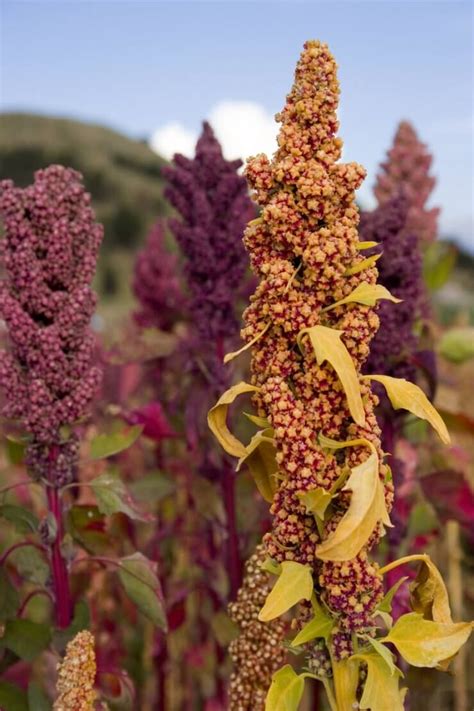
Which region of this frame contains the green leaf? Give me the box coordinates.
[406,501,438,538]
[90,424,143,460]
[298,325,365,426]
[297,488,332,520]
[11,546,49,586]
[1,619,51,662]
[365,375,450,444]
[259,561,313,622]
[290,608,334,646]
[89,470,153,522]
[210,611,239,647]
[0,682,28,711]
[378,576,409,614]
[27,683,51,711]
[316,453,391,562]
[207,381,260,458]
[423,241,457,290]
[382,612,473,668]
[237,428,278,502]
[323,283,401,312]
[66,505,108,554]
[365,636,397,674]
[0,569,20,621]
[129,471,175,503]
[0,505,38,534]
[439,327,474,364]
[261,558,281,575]
[5,437,26,466]
[265,665,305,711]
[53,600,90,652]
[191,475,226,525]
[118,553,167,630]
[351,651,405,711]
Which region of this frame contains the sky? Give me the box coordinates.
[1,0,473,251]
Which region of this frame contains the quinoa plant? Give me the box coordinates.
[209,41,473,710]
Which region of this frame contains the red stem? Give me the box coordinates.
[221,461,241,600]
[47,486,72,628]
[0,540,45,566]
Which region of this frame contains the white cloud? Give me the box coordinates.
[149,100,278,162]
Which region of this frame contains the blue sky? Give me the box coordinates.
[1,0,473,251]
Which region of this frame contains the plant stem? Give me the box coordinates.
[47,485,72,628]
[221,460,241,599]
[379,553,428,576]
[0,539,45,566]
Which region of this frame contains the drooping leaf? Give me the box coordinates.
[224,323,270,363]
[344,253,381,275]
[365,636,397,674]
[409,556,452,624]
[265,665,305,711]
[323,283,401,312]
[90,424,143,460]
[27,682,51,711]
[237,428,278,502]
[259,561,313,622]
[0,682,28,711]
[0,505,38,534]
[0,569,19,620]
[290,607,334,646]
[316,453,391,562]
[364,375,450,444]
[1,619,51,662]
[439,327,474,364]
[378,576,409,614]
[118,553,167,630]
[382,612,473,668]
[11,546,49,586]
[297,488,333,520]
[352,651,405,711]
[332,658,359,710]
[89,470,153,522]
[53,600,90,652]
[207,381,260,458]
[297,325,365,426]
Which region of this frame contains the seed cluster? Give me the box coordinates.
[228,545,287,710]
[53,630,97,711]
[241,41,392,658]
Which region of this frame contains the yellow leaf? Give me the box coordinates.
[244,412,271,428]
[297,488,332,520]
[332,658,359,710]
[258,561,313,622]
[365,636,397,675]
[364,375,450,444]
[357,241,378,250]
[316,453,391,562]
[322,283,401,312]
[318,433,377,457]
[344,253,381,275]
[409,556,453,625]
[352,651,405,711]
[207,382,260,458]
[224,323,270,364]
[383,612,473,668]
[265,665,305,711]
[298,325,365,426]
[237,428,279,502]
[290,607,334,646]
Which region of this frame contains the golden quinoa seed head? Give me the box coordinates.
[242,39,388,660]
[53,630,97,711]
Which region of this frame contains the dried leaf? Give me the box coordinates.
[208,381,260,458]
[409,556,452,624]
[316,453,391,562]
[237,428,278,502]
[344,253,381,275]
[352,651,405,711]
[382,612,473,668]
[323,283,401,312]
[265,665,305,711]
[258,561,313,622]
[298,325,365,426]
[365,375,450,444]
[224,323,270,363]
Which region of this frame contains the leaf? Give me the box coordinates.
[1,619,51,662]
[191,475,226,525]
[352,651,405,711]
[129,471,175,503]
[297,325,365,426]
[365,636,397,674]
[378,576,409,614]
[27,682,51,711]
[423,241,457,290]
[297,488,332,520]
[207,381,260,458]
[261,558,281,576]
[344,253,381,275]
[323,283,401,312]
[0,682,28,711]
[5,437,26,466]
[316,453,391,562]
[89,470,153,522]
[124,402,176,441]
[382,612,473,668]
[0,505,38,534]
[210,612,239,647]
[66,505,108,554]
[90,424,143,460]
[237,428,278,502]
[11,546,49,586]
[118,553,167,630]
[365,374,450,444]
[259,561,313,622]
[0,569,19,621]
[265,665,305,711]
[224,323,270,363]
[439,327,474,364]
[357,241,378,250]
[53,600,90,651]
[290,608,334,646]
[332,658,359,710]
[409,556,452,624]
[244,412,271,428]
